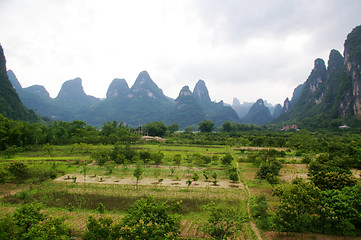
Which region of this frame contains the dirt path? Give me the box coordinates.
[237,162,263,240]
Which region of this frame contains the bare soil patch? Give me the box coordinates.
[280,164,308,183]
[55,175,245,189]
[234,147,289,151]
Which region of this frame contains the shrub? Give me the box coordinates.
[202,203,246,239]
[250,195,274,230]
[221,153,233,165]
[152,151,164,166]
[97,203,105,214]
[91,149,110,166]
[256,160,282,184]
[203,170,209,181]
[0,203,70,240]
[118,197,181,239]
[83,216,118,240]
[192,172,199,182]
[173,154,182,165]
[301,156,312,164]
[7,161,28,181]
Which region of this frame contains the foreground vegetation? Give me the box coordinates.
[1,116,361,239]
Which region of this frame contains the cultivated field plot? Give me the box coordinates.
[1,143,360,239]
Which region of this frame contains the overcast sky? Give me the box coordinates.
[0,0,360,105]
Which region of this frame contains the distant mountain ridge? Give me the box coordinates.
[8,69,240,128]
[276,25,361,128]
[242,99,273,125]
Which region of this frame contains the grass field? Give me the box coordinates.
[1,143,360,239]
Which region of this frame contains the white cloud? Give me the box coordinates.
[0,0,360,105]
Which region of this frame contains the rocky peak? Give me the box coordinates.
[193,79,211,105]
[280,84,304,114]
[129,71,165,99]
[232,98,241,106]
[175,85,200,108]
[106,78,129,98]
[306,58,327,103]
[56,77,86,99]
[255,98,264,106]
[327,49,344,73]
[242,98,272,125]
[7,70,22,91]
[178,86,193,97]
[25,85,50,99]
[282,98,290,112]
[272,104,283,119]
[291,84,304,102]
[344,25,361,115]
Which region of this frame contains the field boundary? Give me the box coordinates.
[237,162,263,240]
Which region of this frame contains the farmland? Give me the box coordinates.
[1,133,361,239]
[0,117,361,240]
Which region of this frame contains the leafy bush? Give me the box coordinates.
[7,161,28,179]
[202,203,246,239]
[256,160,282,184]
[83,216,119,240]
[192,172,199,182]
[91,149,110,166]
[152,151,164,166]
[221,153,233,165]
[250,195,274,230]
[0,203,70,240]
[309,161,357,190]
[173,154,182,165]
[118,197,181,239]
[273,178,361,236]
[227,167,239,182]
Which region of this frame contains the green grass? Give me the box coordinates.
[0,142,307,239]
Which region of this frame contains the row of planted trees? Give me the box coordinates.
[0,196,247,240]
[2,112,361,155]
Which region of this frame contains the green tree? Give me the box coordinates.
[184,127,193,133]
[221,121,233,132]
[202,203,246,239]
[256,159,282,184]
[118,197,181,240]
[212,172,218,186]
[173,154,182,165]
[221,153,233,165]
[250,195,273,230]
[203,170,209,182]
[316,185,361,235]
[273,179,321,233]
[198,120,215,133]
[152,151,164,166]
[167,124,179,134]
[312,170,357,190]
[143,121,167,137]
[133,164,143,190]
[7,161,28,181]
[192,172,199,182]
[0,203,70,240]
[83,216,118,240]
